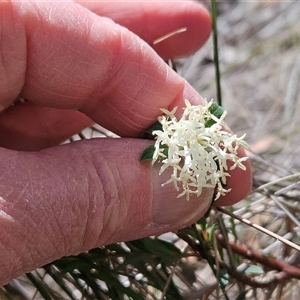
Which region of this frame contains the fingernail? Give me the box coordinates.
[151,166,213,225]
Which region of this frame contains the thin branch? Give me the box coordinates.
[216,234,300,280]
[160,262,179,300]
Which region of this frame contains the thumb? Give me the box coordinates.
[0,138,214,285]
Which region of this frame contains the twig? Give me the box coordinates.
[160,261,179,300]
[216,234,300,280]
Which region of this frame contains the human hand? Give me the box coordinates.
[0,0,252,286]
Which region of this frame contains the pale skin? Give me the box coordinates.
[0,0,252,286]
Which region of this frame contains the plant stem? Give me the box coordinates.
[211,0,222,106]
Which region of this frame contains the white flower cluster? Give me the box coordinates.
[152,99,248,200]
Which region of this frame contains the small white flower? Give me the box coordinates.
[151,99,248,201]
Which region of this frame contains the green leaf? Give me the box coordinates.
[197,206,212,230]
[210,102,224,118]
[244,265,264,276]
[205,102,225,127]
[129,238,181,256]
[218,269,229,289]
[205,119,215,128]
[141,121,163,138]
[140,145,155,161]
[159,144,169,158]
[140,144,169,161]
[197,216,207,231]
[208,223,219,245]
[119,252,152,268]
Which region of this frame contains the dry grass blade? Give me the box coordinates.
[252,172,300,193]
[153,27,187,45]
[217,206,300,253]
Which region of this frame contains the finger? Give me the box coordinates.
[2,0,207,137]
[77,0,212,59]
[0,138,215,285]
[0,0,211,150]
[0,102,93,150]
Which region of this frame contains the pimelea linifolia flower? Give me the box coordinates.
[147,99,248,200]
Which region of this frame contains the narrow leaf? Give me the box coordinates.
[140,144,169,161]
[244,265,264,276]
[141,121,163,138]
[208,223,219,246]
[218,269,229,289]
[140,145,155,161]
[209,102,224,119]
[205,102,225,127]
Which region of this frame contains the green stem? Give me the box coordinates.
[211,0,222,106]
